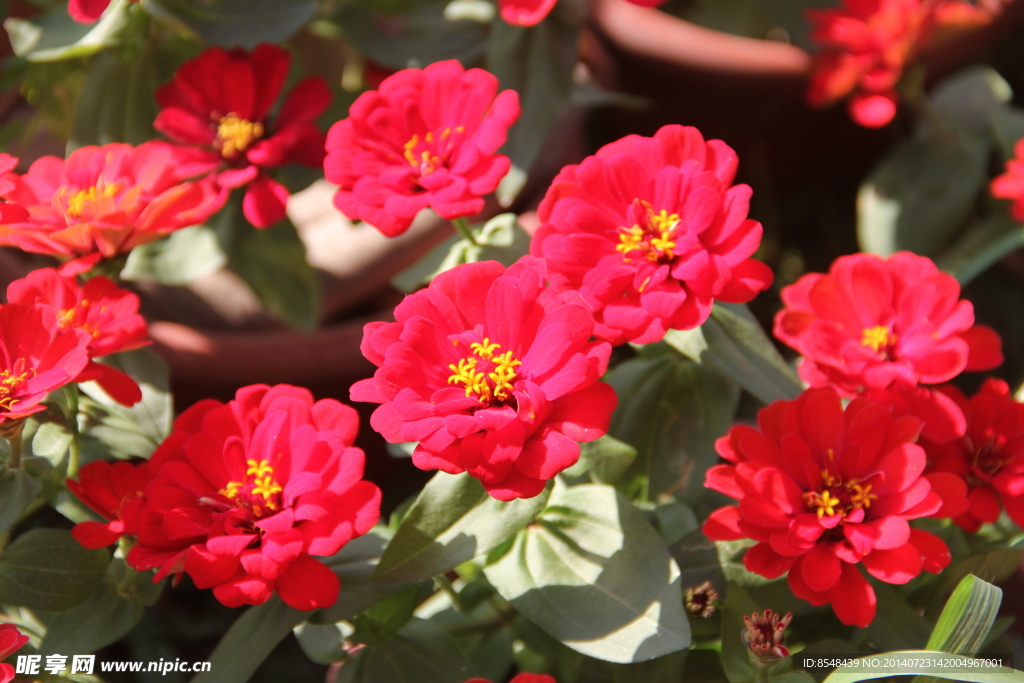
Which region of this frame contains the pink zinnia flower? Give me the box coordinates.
[351,256,617,500]
[992,139,1024,222]
[325,60,520,237]
[0,624,29,683]
[531,124,773,345]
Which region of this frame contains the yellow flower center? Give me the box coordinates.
[217,115,265,158]
[220,458,284,518]
[403,126,465,175]
[616,200,680,263]
[0,360,35,412]
[57,300,101,337]
[65,184,119,219]
[803,467,877,519]
[861,325,897,353]
[447,337,522,405]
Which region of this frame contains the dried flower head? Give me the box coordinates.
[684,580,719,618]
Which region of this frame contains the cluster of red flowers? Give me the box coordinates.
[992,139,1024,222]
[806,0,990,127]
[69,385,381,611]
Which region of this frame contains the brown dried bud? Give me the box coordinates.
[684,580,719,619]
[741,609,792,667]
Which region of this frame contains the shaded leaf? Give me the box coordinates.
[337,617,475,683]
[4,0,129,62]
[561,434,637,486]
[374,472,550,584]
[315,526,412,624]
[148,0,316,48]
[866,583,933,652]
[938,213,1024,286]
[484,482,691,663]
[0,468,42,536]
[929,67,1012,137]
[720,581,761,683]
[0,529,108,611]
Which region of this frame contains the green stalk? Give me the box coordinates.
[6,431,21,469]
[434,574,466,613]
[67,385,82,479]
[451,217,479,246]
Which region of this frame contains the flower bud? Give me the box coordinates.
[684,580,719,619]
[741,609,792,668]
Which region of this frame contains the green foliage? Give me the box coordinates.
[917,575,1002,683]
[374,472,551,584]
[605,343,739,501]
[192,597,309,683]
[68,45,158,151]
[0,468,42,536]
[122,225,228,285]
[391,213,531,292]
[147,0,317,48]
[351,585,423,645]
[4,0,130,62]
[665,302,802,405]
[484,482,691,663]
[337,617,476,683]
[77,349,173,461]
[561,434,638,486]
[0,529,109,611]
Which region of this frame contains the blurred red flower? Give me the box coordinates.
[992,138,1024,222]
[8,268,149,406]
[531,125,772,345]
[0,623,29,683]
[774,252,1002,394]
[124,385,381,611]
[499,0,663,25]
[68,0,138,22]
[325,60,520,237]
[806,0,990,127]
[351,257,617,500]
[68,460,152,549]
[0,144,223,274]
[0,303,90,426]
[155,44,331,229]
[921,379,1024,532]
[703,387,953,626]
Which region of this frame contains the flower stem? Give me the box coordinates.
[6,431,22,469]
[756,667,772,683]
[434,574,466,613]
[451,217,478,246]
[66,385,81,479]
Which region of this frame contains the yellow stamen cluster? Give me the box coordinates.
[447,337,522,404]
[403,126,465,175]
[217,115,265,158]
[66,184,119,219]
[220,459,284,514]
[0,363,33,411]
[616,202,680,263]
[803,470,877,519]
[861,325,897,353]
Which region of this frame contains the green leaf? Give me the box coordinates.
[0,468,42,536]
[561,434,637,485]
[605,344,739,500]
[337,617,475,683]
[487,15,579,204]
[390,213,530,293]
[720,582,761,683]
[374,472,550,584]
[191,597,308,683]
[937,547,1024,594]
[665,302,803,405]
[865,583,933,652]
[929,67,1013,138]
[223,215,319,331]
[484,482,691,663]
[147,0,316,48]
[938,213,1024,286]
[0,529,108,611]
[294,621,353,665]
[820,651,1024,683]
[315,526,412,624]
[857,134,989,257]
[913,575,1003,683]
[4,0,130,62]
[122,225,228,285]
[990,107,1024,160]
[38,578,143,655]
[351,584,423,645]
[78,349,172,461]
[26,418,73,466]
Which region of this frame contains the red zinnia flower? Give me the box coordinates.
[0,144,223,274]
[531,125,773,345]
[992,138,1024,222]
[68,0,138,22]
[0,303,90,426]
[703,387,952,627]
[8,268,149,406]
[806,0,990,128]
[350,256,617,500]
[0,624,29,683]
[124,385,381,611]
[774,252,1002,394]
[68,460,152,549]
[325,59,520,237]
[921,379,1024,532]
[154,44,331,229]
